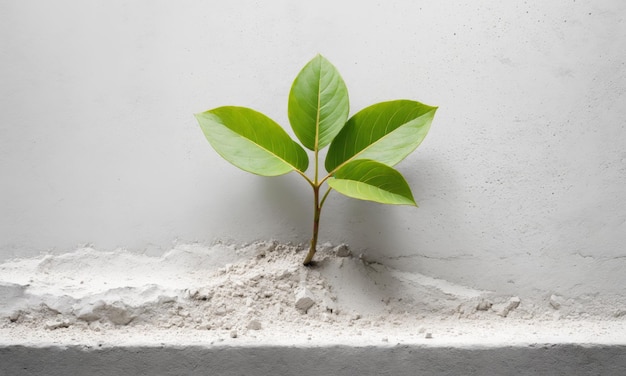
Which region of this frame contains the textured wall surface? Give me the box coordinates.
[1,1,625,296]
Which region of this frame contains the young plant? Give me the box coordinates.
[195,55,437,265]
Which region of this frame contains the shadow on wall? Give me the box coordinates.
[326,153,467,264]
[186,171,310,247]
[255,174,311,240]
[205,153,467,271]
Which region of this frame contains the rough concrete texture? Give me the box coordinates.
[2,243,625,331]
[1,243,625,374]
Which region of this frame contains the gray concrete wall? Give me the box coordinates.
[1,1,625,297]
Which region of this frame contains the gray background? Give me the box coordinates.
[1,0,624,297]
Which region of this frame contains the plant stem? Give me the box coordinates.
[303,185,321,266]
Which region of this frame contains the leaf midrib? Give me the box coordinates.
[324,107,435,180]
[208,115,305,173]
[315,58,322,152]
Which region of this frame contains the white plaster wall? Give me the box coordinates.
[1,1,625,297]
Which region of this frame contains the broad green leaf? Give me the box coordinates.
[195,106,309,176]
[327,159,416,206]
[288,54,349,151]
[325,100,437,172]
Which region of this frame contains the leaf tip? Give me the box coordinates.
[312,53,330,65]
[194,110,213,120]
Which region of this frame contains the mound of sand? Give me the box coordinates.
[1,241,625,346]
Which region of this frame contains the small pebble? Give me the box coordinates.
[508,296,521,310]
[247,320,262,330]
[476,300,493,311]
[334,244,351,257]
[230,330,238,338]
[45,319,71,330]
[549,294,563,310]
[295,287,316,313]
[9,311,20,322]
[425,332,433,339]
[499,296,522,317]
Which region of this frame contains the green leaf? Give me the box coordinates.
[288,54,349,151]
[195,106,309,176]
[325,100,437,172]
[327,159,416,206]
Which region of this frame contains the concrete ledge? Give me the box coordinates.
[2,344,626,376]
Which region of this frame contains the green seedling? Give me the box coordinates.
[195,55,437,265]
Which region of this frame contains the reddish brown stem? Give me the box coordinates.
[303,185,321,265]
